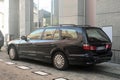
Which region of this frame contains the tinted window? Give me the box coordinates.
[27,29,44,40]
[42,29,56,40]
[61,29,78,40]
[53,29,60,40]
[86,28,110,42]
[77,28,83,42]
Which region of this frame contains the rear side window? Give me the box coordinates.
[86,28,110,42]
[61,28,78,40]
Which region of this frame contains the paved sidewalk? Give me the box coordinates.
[1,46,120,79]
[97,62,120,78]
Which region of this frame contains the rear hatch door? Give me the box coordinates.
[85,27,111,55]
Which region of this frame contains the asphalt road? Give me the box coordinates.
[0,48,120,80]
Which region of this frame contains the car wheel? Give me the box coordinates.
[53,52,68,70]
[9,46,19,60]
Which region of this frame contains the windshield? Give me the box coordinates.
[86,28,110,43]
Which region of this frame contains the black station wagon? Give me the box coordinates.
[7,25,112,70]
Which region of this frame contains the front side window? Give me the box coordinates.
[42,29,56,40]
[27,29,44,40]
[86,28,110,43]
[61,29,78,40]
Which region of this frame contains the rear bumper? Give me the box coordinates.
[68,51,112,65]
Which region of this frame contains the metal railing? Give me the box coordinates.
[111,49,120,64]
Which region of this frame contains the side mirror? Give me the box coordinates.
[21,36,27,41]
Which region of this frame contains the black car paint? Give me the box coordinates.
[7,26,112,65]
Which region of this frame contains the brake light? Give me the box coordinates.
[106,44,111,49]
[83,44,96,50]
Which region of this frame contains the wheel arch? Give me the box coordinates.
[50,48,69,60]
[8,44,18,54]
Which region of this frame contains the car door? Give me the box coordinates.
[19,40,34,57]
[35,28,59,60]
[19,29,44,58]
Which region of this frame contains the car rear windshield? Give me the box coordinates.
[86,28,110,43]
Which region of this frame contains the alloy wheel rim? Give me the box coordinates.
[54,54,65,69]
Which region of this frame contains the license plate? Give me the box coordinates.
[97,46,105,50]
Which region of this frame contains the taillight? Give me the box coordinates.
[83,44,96,50]
[106,44,111,49]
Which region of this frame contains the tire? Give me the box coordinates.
[9,46,19,60]
[53,52,69,70]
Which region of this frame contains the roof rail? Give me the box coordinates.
[59,24,76,26]
[78,25,91,27]
[59,24,91,27]
[52,24,91,27]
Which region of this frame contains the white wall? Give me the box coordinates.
[58,0,79,24]
[102,26,112,42]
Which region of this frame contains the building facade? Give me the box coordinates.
[0,0,40,44]
[0,0,119,50]
[52,0,96,26]
[1,0,51,41]
[39,9,51,27]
